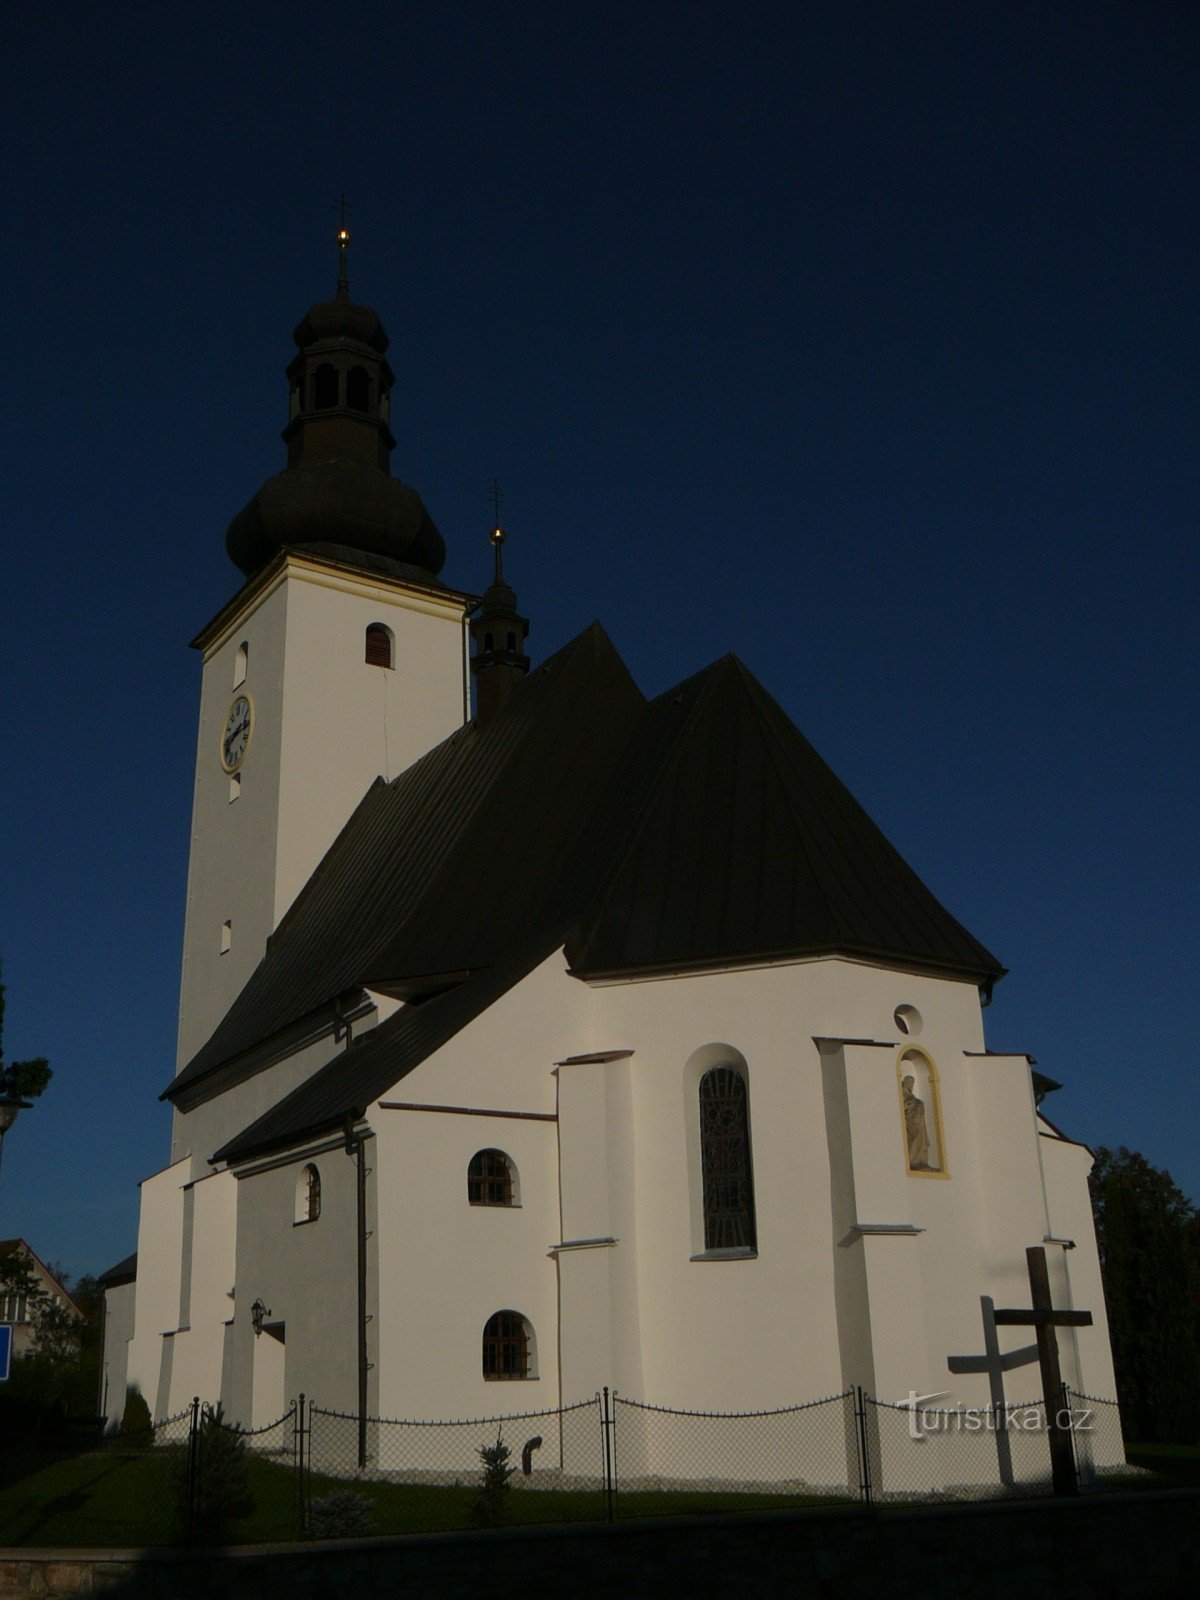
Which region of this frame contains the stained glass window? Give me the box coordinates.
[699,1066,757,1251]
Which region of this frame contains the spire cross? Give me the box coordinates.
[488,478,506,583]
[332,194,353,292]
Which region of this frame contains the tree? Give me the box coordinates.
[1089,1146,1200,1444]
[0,1248,92,1416]
[0,958,53,1102]
[178,1404,255,1544]
[470,1430,514,1528]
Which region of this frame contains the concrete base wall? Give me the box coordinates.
[2,1489,1196,1599]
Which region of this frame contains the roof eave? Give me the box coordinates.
[567,944,1006,988]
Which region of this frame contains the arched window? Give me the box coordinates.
[898,1050,946,1176]
[364,623,393,668]
[699,1066,756,1251]
[295,1163,322,1223]
[468,1149,516,1206]
[506,631,516,651]
[314,363,338,409]
[482,1310,535,1379]
[346,365,370,411]
[483,632,494,653]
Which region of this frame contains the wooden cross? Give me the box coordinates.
[993,1245,1093,1496]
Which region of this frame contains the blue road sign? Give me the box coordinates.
[0,1324,12,1381]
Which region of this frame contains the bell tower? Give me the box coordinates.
[174,230,470,1086]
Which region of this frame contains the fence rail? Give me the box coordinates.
[0,1383,1130,1547]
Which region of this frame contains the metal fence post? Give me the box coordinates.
[185,1396,201,1544]
[1062,1383,1081,1491]
[293,1394,306,1538]
[853,1386,873,1505]
[610,1389,619,1521]
[600,1388,614,1523]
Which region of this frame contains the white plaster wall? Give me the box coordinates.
[1039,1128,1119,1402]
[587,958,983,1410]
[221,1141,367,1428]
[176,558,464,1077]
[177,580,288,1070]
[370,954,584,1424]
[125,1157,189,1419]
[273,566,465,925]
[373,1111,560,1421]
[555,1056,643,1407]
[165,1169,237,1412]
[100,1281,136,1432]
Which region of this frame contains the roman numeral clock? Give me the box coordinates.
[220,694,253,773]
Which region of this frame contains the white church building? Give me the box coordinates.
[102,250,1120,1486]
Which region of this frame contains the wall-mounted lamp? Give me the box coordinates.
[250,1298,272,1337]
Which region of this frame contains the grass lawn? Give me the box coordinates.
[0,1444,853,1548]
[1122,1442,1200,1488]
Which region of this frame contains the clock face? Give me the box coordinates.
[220,695,253,773]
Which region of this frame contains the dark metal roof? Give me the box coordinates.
[213,933,561,1165]
[98,1251,138,1288]
[565,656,1004,983]
[187,629,1005,1166]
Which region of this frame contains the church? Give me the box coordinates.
[102,236,1120,1487]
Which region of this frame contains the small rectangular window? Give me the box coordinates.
[228,772,241,803]
[220,920,232,954]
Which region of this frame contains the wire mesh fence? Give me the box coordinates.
[305,1396,607,1536]
[1067,1389,1132,1489]
[864,1394,1061,1501]
[610,1392,858,1518]
[0,1383,1134,1546]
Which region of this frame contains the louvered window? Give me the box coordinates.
[699,1066,757,1251]
[365,624,392,668]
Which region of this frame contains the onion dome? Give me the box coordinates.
[226,228,446,583]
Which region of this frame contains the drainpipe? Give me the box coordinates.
[344,1116,370,1469]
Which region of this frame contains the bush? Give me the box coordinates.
[118,1386,152,1445]
[176,1404,255,1544]
[307,1489,376,1540]
[470,1431,514,1528]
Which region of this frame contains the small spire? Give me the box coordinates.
[333,193,353,296]
[470,479,530,722]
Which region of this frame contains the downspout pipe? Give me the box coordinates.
[344,1115,370,1469]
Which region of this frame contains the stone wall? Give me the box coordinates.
[2,1488,1196,1599]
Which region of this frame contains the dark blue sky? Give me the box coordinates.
[2,2,1197,1279]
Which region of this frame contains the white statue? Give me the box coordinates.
[903,1074,933,1170]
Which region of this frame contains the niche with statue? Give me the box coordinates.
[897,1049,945,1175]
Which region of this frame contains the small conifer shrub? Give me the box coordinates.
[471,1430,514,1528]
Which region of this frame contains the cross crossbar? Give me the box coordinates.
[992,1309,1093,1328]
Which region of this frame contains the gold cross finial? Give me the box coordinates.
[333,194,353,290]
[488,478,506,582]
